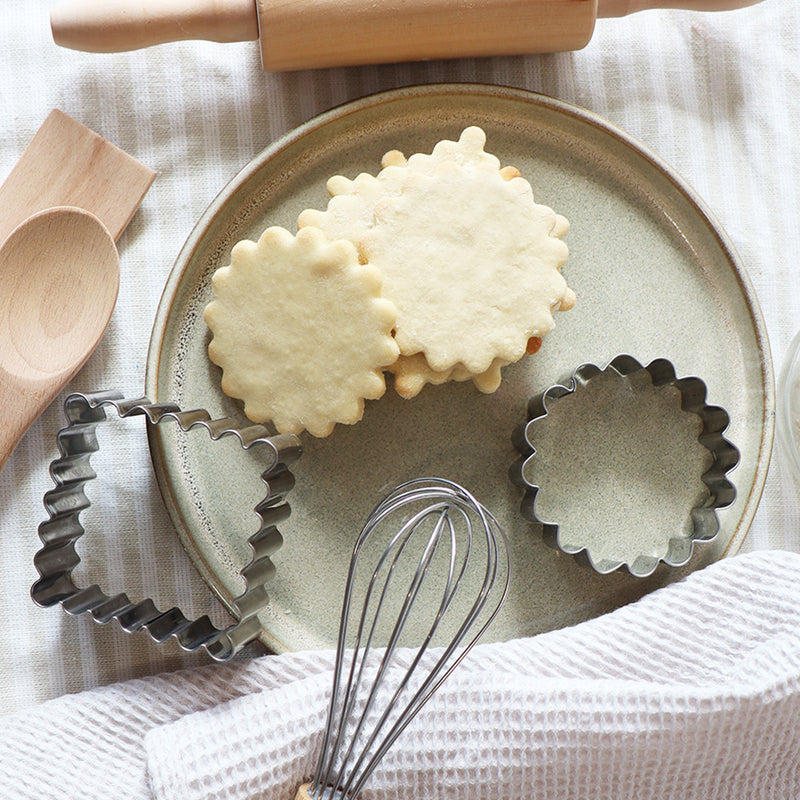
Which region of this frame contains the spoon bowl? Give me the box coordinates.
[0,206,119,472]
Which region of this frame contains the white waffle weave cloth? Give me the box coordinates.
[3,549,800,799]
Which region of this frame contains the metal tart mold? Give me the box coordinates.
[511,355,740,578]
[31,390,302,660]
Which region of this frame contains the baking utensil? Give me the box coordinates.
[0,207,119,474]
[50,0,762,71]
[31,391,302,660]
[511,355,740,577]
[0,109,155,247]
[295,477,510,800]
[0,111,154,473]
[145,84,771,654]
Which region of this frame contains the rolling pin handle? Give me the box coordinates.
[50,0,260,53]
[597,0,763,17]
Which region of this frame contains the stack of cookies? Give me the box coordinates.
[204,127,574,437]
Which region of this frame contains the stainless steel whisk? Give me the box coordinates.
[295,477,511,800]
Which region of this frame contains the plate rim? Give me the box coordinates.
[145,82,775,651]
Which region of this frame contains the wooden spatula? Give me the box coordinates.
[0,109,155,246]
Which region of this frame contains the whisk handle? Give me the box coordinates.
[294,784,315,800]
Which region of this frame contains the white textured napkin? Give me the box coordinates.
[3,549,800,799]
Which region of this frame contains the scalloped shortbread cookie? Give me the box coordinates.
[299,126,574,385]
[387,354,508,399]
[388,336,541,399]
[204,226,399,437]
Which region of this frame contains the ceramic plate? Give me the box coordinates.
[146,84,773,653]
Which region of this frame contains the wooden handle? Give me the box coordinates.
[294,784,314,800]
[0,370,37,475]
[598,0,762,17]
[51,0,259,52]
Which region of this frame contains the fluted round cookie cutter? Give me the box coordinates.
[511,355,740,578]
[31,390,302,660]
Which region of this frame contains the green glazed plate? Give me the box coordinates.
[146,84,773,653]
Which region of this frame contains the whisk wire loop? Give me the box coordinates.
[308,478,511,800]
[353,502,506,793]
[316,501,458,795]
[332,506,468,797]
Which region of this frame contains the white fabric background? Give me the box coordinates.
[2,549,800,799]
[0,0,798,723]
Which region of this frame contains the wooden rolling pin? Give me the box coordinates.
[51,0,762,72]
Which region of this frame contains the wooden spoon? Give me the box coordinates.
[0,206,119,473]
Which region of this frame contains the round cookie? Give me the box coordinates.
[299,126,574,387]
[388,354,508,399]
[204,226,399,437]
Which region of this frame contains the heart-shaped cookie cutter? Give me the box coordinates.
[31,390,302,660]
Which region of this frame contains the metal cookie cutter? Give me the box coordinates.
[511,355,740,578]
[31,390,302,660]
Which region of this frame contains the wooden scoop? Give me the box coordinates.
[0,207,119,474]
[50,0,763,72]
